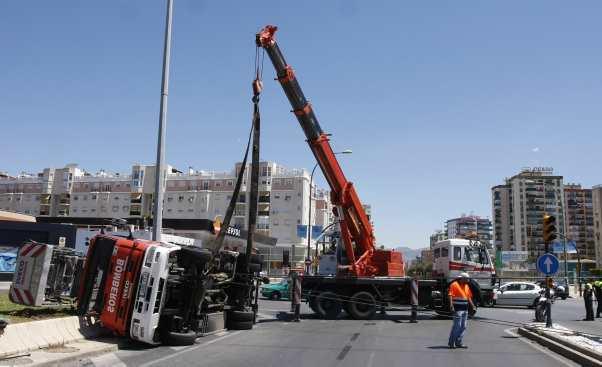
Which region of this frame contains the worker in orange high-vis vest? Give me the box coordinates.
[448,272,476,349]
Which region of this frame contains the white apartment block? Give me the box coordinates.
[492,167,566,260]
[593,185,602,267]
[445,215,492,245]
[0,162,335,271]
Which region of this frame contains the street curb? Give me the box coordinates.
[31,341,119,367]
[0,316,106,359]
[518,327,602,367]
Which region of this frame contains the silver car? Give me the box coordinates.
[493,282,543,308]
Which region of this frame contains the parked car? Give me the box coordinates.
[261,278,290,300]
[493,282,546,308]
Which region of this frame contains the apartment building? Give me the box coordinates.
[429,230,447,249]
[564,184,595,260]
[491,167,565,260]
[445,215,492,245]
[0,162,334,271]
[492,184,513,252]
[593,185,602,267]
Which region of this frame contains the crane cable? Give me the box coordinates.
[213,47,265,257]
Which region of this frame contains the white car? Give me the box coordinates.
[493,282,543,308]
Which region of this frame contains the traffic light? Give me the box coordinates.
[543,214,557,244]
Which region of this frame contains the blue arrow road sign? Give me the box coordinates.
[537,253,559,275]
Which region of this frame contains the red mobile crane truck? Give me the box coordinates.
[257,25,478,319]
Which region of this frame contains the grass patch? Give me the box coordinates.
[0,293,77,324]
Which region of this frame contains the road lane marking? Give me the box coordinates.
[336,345,352,361]
[139,331,243,367]
[366,351,375,367]
[89,352,127,367]
[504,328,577,367]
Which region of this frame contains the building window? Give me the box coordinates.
[122,205,129,212]
[112,205,119,212]
[73,195,79,201]
[187,208,194,212]
[188,196,194,203]
[83,195,88,201]
[114,196,119,200]
[285,195,292,201]
[91,208,96,212]
[178,196,184,202]
[227,180,233,186]
[91,195,97,200]
[167,196,173,202]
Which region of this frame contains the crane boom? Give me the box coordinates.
[257,25,404,277]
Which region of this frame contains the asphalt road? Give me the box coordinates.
[74,297,602,367]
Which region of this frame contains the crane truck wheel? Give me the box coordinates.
[347,291,377,320]
[315,291,342,319]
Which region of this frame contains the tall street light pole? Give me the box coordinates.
[152,0,174,242]
[305,149,352,274]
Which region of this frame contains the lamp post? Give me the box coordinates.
[152,0,174,242]
[305,149,352,274]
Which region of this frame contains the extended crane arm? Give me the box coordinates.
[257,25,379,276]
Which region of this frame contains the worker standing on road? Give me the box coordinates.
[583,283,595,321]
[448,272,476,349]
[291,271,302,322]
[593,280,602,318]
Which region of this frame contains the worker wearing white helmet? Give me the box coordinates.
[448,272,476,349]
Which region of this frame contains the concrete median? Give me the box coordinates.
[518,323,602,367]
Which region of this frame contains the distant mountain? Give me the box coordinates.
[394,246,427,262]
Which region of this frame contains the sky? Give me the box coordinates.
[2,1,602,249]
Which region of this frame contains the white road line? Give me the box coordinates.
[89,352,127,367]
[366,351,375,367]
[504,328,577,367]
[256,312,273,319]
[139,331,243,367]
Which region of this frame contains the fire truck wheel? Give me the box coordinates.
[248,262,262,273]
[228,310,255,322]
[308,294,319,314]
[181,247,213,263]
[227,320,254,330]
[316,291,342,319]
[347,291,377,320]
[162,330,198,346]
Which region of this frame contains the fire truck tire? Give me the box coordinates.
[227,310,255,322]
[308,293,319,314]
[248,262,262,273]
[347,291,377,320]
[227,320,254,330]
[181,247,213,263]
[249,254,262,265]
[162,330,198,346]
[315,291,342,319]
